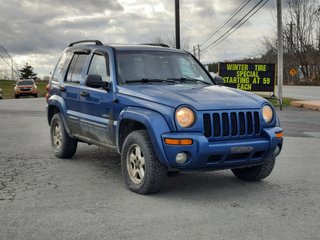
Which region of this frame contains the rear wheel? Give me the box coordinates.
[15,94,19,99]
[50,113,77,158]
[231,158,275,181]
[121,130,167,194]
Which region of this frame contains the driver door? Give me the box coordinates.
[80,52,114,145]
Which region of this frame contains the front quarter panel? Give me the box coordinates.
[47,95,71,134]
[116,107,171,165]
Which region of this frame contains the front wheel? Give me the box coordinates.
[231,158,275,181]
[50,113,77,158]
[121,130,167,194]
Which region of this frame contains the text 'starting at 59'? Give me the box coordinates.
[219,63,276,92]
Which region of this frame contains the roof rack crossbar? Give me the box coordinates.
[68,40,103,47]
[140,43,170,48]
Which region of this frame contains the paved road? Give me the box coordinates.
[282,85,320,101]
[0,98,320,240]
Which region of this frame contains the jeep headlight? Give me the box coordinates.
[262,105,273,123]
[175,107,195,128]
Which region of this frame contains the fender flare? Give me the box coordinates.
[116,106,171,165]
[47,95,72,135]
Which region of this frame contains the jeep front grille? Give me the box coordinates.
[203,111,260,139]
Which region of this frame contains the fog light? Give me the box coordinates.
[176,152,188,164]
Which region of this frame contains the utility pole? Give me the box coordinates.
[198,44,200,61]
[11,58,14,80]
[289,21,294,85]
[175,0,180,49]
[193,46,196,56]
[289,21,293,53]
[277,0,283,110]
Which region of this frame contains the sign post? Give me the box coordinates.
[277,0,283,110]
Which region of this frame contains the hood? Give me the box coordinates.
[16,85,34,88]
[118,84,266,110]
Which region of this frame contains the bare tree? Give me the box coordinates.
[260,0,320,84]
[285,0,319,81]
[151,35,191,52]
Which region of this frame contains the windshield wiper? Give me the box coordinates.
[167,77,212,85]
[124,78,177,84]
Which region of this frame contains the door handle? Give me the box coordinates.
[80,91,89,97]
[59,86,66,92]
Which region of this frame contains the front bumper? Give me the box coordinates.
[160,127,283,170]
[15,89,37,96]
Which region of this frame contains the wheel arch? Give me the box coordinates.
[47,105,60,126]
[116,107,171,165]
[47,95,71,135]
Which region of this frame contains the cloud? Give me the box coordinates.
[0,0,276,76]
[0,0,123,54]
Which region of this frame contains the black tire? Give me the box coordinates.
[50,113,77,158]
[231,158,275,181]
[15,95,19,99]
[34,94,38,98]
[121,130,167,194]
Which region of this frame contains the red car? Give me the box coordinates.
[14,79,38,98]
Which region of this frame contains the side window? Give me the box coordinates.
[88,54,110,82]
[66,54,88,83]
[52,52,73,82]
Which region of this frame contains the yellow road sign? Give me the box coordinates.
[289,68,297,76]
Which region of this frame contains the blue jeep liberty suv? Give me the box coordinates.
[46,40,283,194]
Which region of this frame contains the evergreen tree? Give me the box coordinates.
[19,63,37,79]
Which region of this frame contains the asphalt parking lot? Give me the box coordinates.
[0,98,319,240]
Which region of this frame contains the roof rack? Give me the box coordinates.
[140,43,170,48]
[68,40,103,47]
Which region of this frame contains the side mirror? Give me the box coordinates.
[85,74,109,89]
[214,76,224,86]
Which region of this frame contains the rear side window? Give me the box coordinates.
[52,52,73,82]
[66,54,88,83]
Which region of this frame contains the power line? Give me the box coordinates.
[202,0,270,56]
[0,46,12,67]
[201,0,265,53]
[201,0,268,56]
[0,46,20,79]
[199,0,251,47]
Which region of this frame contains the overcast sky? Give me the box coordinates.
[0,0,278,77]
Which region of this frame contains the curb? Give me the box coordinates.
[290,101,320,111]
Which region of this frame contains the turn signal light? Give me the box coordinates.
[275,131,283,138]
[164,138,193,145]
[45,84,50,102]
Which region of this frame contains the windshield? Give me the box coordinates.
[17,80,34,86]
[116,51,213,85]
